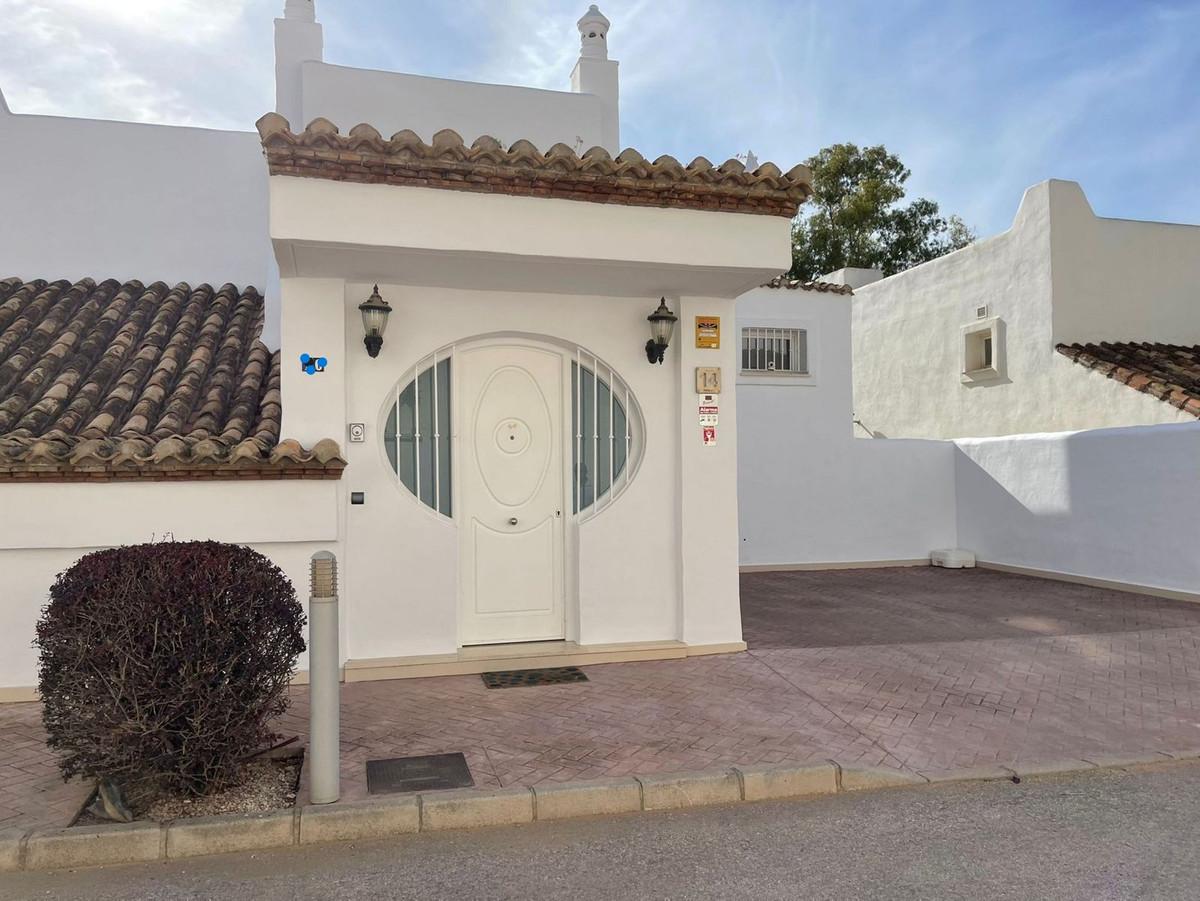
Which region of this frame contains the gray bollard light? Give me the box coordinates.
[308,550,340,804]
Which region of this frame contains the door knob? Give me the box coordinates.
[508,517,519,526]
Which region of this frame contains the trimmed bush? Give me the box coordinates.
[36,541,305,797]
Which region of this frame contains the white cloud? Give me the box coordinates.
[0,0,1193,232]
[43,0,251,43]
[0,0,275,128]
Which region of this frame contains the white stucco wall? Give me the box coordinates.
[736,287,957,567]
[271,176,784,663]
[0,481,339,694]
[955,422,1200,595]
[268,177,787,297]
[299,62,613,153]
[852,180,1196,439]
[1049,183,1200,345]
[0,106,270,298]
[334,285,687,658]
[274,277,747,662]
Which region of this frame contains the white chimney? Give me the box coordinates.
[284,0,316,23]
[275,0,323,128]
[570,5,620,154]
[577,4,610,60]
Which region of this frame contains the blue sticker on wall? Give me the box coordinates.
[300,353,328,375]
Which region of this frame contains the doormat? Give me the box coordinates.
[365,752,475,795]
[480,666,589,689]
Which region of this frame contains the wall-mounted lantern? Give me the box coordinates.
[645,297,678,365]
[358,284,392,358]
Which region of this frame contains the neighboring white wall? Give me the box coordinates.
[736,286,957,567]
[0,109,269,296]
[276,3,619,153]
[955,422,1200,595]
[300,62,613,153]
[1049,182,1200,345]
[0,481,339,693]
[852,180,1194,439]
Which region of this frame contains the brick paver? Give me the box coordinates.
[0,701,94,832]
[5,567,1200,829]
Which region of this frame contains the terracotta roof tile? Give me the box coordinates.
[256,113,813,218]
[760,275,854,295]
[0,278,345,480]
[1056,341,1200,418]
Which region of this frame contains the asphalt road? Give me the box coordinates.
[6,763,1200,901]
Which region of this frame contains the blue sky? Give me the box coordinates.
[1,0,1197,236]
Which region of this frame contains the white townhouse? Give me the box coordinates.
[851,179,1200,439]
[0,3,810,697]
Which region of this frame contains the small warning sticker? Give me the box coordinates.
[702,426,717,446]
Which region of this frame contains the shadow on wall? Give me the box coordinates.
[953,421,1200,594]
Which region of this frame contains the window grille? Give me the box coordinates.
[572,351,635,518]
[384,352,452,516]
[741,327,807,374]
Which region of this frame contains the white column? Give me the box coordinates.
[571,59,619,154]
[676,295,744,646]
[570,5,620,154]
[275,1,323,128]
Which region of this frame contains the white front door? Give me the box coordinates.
[457,344,565,645]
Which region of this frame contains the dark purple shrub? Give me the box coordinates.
[35,541,305,796]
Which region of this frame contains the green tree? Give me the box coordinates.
[789,143,975,281]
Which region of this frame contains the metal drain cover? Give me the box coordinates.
[365,753,474,795]
[481,666,590,689]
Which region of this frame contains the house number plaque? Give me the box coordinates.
[695,367,721,393]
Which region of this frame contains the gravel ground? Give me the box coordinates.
[75,757,301,826]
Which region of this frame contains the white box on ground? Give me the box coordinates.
[931,549,976,568]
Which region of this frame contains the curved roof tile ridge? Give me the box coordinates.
[760,274,855,295]
[0,276,345,481]
[255,112,813,217]
[1056,341,1200,418]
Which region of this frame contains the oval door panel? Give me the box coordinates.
[472,365,552,508]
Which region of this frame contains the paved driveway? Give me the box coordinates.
[5,567,1200,830]
[275,567,1200,802]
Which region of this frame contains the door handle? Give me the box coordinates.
[508,517,519,526]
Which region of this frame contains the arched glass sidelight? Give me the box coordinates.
[384,357,452,516]
[572,356,634,516]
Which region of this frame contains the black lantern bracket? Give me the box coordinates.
[645,297,678,365]
[358,284,393,359]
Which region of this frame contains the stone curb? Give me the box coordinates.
[4,754,1194,872]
